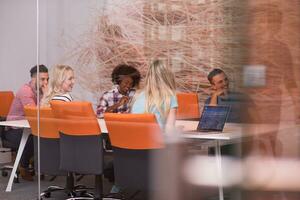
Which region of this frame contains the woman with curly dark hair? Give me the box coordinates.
[96,64,141,118]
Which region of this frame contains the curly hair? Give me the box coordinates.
[111,64,141,87]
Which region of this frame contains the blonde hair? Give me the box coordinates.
[41,65,73,106]
[143,60,176,120]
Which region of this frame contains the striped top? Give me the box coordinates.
[51,93,73,102]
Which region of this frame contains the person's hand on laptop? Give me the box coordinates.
[212,88,227,97]
[209,88,227,106]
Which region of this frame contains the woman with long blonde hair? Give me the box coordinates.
[131,59,178,130]
[41,65,75,106]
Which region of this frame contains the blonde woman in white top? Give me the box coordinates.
[41,65,75,106]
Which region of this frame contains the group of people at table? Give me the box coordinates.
[3,60,235,182]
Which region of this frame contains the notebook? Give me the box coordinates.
[196,105,230,132]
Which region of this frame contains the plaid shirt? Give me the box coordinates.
[96,86,135,118]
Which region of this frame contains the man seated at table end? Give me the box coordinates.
[206,68,253,123]
[4,64,49,181]
[205,68,254,156]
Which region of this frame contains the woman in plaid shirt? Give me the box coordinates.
[97,64,141,118]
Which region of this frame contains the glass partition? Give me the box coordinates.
[1,0,300,199]
[0,0,41,199]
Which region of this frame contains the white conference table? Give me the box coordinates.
[0,118,281,196]
[0,120,30,192]
[177,120,245,200]
[176,120,284,140]
[176,120,296,200]
[0,120,31,192]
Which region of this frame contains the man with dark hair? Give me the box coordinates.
[206,68,253,123]
[4,64,49,181]
[29,64,48,78]
[206,68,254,158]
[206,68,229,106]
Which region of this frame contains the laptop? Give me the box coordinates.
[196,105,231,132]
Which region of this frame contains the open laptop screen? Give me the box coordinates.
[197,105,230,132]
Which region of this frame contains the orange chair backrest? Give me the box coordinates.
[0,91,14,117]
[104,113,163,150]
[24,106,59,139]
[176,92,200,119]
[50,101,101,136]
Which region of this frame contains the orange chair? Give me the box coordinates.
[24,106,66,198]
[0,91,14,146]
[50,101,103,199]
[0,91,15,179]
[104,113,163,198]
[176,92,200,120]
[0,91,14,118]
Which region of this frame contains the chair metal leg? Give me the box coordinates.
[40,185,65,198]
[94,174,103,199]
[49,175,57,181]
[66,172,75,191]
[64,172,101,199]
[76,174,84,182]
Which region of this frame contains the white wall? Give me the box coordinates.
[0,0,37,92]
[0,0,104,104]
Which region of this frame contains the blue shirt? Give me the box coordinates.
[131,91,178,128]
[205,92,251,123]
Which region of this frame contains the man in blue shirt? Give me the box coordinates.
[205,68,251,123]
[206,68,253,156]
